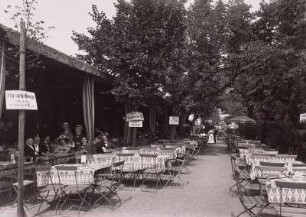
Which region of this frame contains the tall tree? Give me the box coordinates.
[73,0,188,140]
[220,0,306,148]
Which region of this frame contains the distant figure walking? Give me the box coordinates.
[208,129,215,144]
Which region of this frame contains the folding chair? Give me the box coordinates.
[36,165,65,213]
[92,161,124,209]
[162,146,189,173]
[232,171,269,217]
[229,166,251,196]
[162,156,187,188]
[140,154,163,193]
[230,154,246,174]
[10,164,37,210]
[55,165,92,215]
[0,179,13,204]
[185,144,199,161]
[116,153,144,189]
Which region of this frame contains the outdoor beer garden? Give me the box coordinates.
[1,0,306,217]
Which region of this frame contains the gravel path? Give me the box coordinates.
[0,139,245,217]
[84,140,242,217]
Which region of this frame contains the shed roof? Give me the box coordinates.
[0,23,112,81]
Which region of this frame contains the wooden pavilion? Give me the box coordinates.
[0,23,124,150]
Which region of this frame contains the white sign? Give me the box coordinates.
[5,90,38,110]
[300,113,306,123]
[128,120,143,128]
[81,155,87,163]
[169,116,179,125]
[126,112,144,122]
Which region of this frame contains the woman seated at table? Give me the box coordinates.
[53,134,71,155]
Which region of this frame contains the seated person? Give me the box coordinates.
[60,122,74,146]
[24,137,34,157]
[80,136,88,151]
[33,135,43,156]
[53,135,71,155]
[92,131,108,154]
[40,136,52,154]
[24,137,39,161]
[73,124,85,151]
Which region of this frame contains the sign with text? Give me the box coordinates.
[128,120,143,128]
[169,116,179,125]
[5,90,38,110]
[300,113,306,123]
[126,112,144,122]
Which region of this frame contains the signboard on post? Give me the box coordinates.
[5,90,38,110]
[169,116,179,125]
[129,120,143,128]
[126,112,144,122]
[300,113,306,123]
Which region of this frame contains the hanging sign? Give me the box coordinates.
[169,116,179,125]
[126,112,144,122]
[129,120,143,128]
[5,90,38,110]
[300,113,306,123]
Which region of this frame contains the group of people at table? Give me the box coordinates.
[24,122,108,161]
[236,140,306,207]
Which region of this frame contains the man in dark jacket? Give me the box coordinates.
[24,137,35,157]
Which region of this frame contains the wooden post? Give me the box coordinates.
[131,127,137,147]
[17,20,26,217]
[0,41,6,119]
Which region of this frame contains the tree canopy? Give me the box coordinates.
[73,0,306,146]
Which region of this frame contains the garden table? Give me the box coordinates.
[37,163,109,186]
[266,177,306,205]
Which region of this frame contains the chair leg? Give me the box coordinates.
[234,204,257,217]
[154,175,162,192]
[37,190,50,213]
[93,187,115,209]
[55,191,66,215]
[77,191,92,215]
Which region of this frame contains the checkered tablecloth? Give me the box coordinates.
[37,164,108,186]
[266,177,306,205]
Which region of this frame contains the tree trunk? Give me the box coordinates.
[131,127,137,147]
[123,101,132,146]
[170,125,177,140]
[149,108,156,137]
[160,111,168,139]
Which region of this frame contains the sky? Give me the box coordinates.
[0,0,262,57]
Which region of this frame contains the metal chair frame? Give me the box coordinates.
[139,154,163,193]
[55,165,92,216]
[92,161,124,209]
